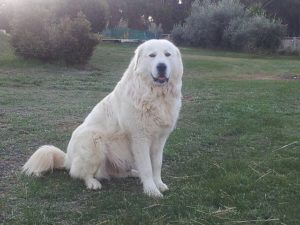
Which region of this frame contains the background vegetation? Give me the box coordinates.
[7,0,99,64]
[171,0,286,52]
[1,0,299,35]
[1,0,300,54]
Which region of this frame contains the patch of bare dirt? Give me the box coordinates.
[228,73,299,81]
[279,74,300,81]
[55,121,81,131]
[0,158,21,178]
[0,152,26,196]
[183,94,194,102]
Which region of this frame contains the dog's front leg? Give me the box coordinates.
[131,137,163,198]
[151,136,169,193]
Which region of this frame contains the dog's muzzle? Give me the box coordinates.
[153,75,169,84]
[153,63,169,84]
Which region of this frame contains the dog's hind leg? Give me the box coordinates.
[95,163,110,180]
[68,133,106,190]
[69,156,103,190]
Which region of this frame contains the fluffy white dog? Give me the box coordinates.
[23,39,183,198]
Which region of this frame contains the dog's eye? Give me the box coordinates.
[165,52,171,57]
[149,53,156,58]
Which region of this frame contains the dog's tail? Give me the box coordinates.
[22,145,66,176]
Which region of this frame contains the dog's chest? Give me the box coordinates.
[141,97,180,131]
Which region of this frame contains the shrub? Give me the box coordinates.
[224,15,286,52]
[50,12,99,64]
[10,4,99,65]
[10,6,53,61]
[171,24,186,45]
[172,0,286,52]
[183,0,245,47]
[55,0,109,33]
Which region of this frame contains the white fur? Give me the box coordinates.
[22,39,183,198]
[22,145,65,177]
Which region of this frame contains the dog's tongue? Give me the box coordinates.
[158,75,167,81]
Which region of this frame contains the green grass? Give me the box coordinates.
[1,35,300,224]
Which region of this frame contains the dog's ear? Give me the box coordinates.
[133,45,142,71]
[175,46,181,58]
[175,46,183,76]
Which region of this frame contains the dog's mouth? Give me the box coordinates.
[152,74,169,84]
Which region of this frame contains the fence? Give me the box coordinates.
[281,37,300,53]
[102,28,155,40]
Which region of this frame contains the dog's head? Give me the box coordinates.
[132,39,183,86]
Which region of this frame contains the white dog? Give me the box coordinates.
[22,39,183,198]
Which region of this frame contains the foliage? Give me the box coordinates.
[224,15,286,52]
[147,0,193,32]
[106,0,193,32]
[148,22,163,39]
[0,0,109,34]
[10,6,99,64]
[107,0,148,30]
[172,0,286,52]
[49,12,99,64]
[247,3,266,17]
[55,0,109,33]
[264,0,300,36]
[170,24,186,45]
[242,0,300,36]
[0,0,12,31]
[1,0,299,36]
[182,0,245,47]
[10,5,53,61]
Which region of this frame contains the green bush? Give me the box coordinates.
[50,13,99,64]
[170,24,186,45]
[224,15,286,52]
[182,0,245,47]
[10,5,99,65]
[55,0,109,33]
[171,0,286,52]
[10,6,53,61]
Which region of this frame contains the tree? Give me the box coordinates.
[107,0,125,27]
[106,0,193,32]
[55,0,109,33]
[0,0,14,32]
[0,0,109,33]
[123,0,149,29]
[241,0,300,36]
[107,0,148,30]
[149,0,193,32]
[263,0,300,36]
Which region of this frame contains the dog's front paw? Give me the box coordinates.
[144,184,163,198]
[156,181,169,193]
[129,169,139,177]
[85,178,102,190]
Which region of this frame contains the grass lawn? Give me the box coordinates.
[1,32,300,224]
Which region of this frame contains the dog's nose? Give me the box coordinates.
[157,63,167,74]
